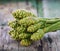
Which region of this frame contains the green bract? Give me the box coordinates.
[27,22,43,32]
[9,30,19,40]
[12,9,36,19]
[19,33,31,39]
[18,17,40,26]
[8,21,18,28]
[31,29,44,41]
[20,39,32,46]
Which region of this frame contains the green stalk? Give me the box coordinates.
[46,19,60,24]
[44,22,60,33]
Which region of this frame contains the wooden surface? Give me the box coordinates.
[43,31,60,51]
[0,2,60,51]
[0,26,60,51]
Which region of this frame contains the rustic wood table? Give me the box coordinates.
[0,26,60,51]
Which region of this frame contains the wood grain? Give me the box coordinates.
[0,26,60,51]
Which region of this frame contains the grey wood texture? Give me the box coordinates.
[0,26,60,51]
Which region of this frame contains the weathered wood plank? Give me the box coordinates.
[43,31,60,51]
[0,26,60,51]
